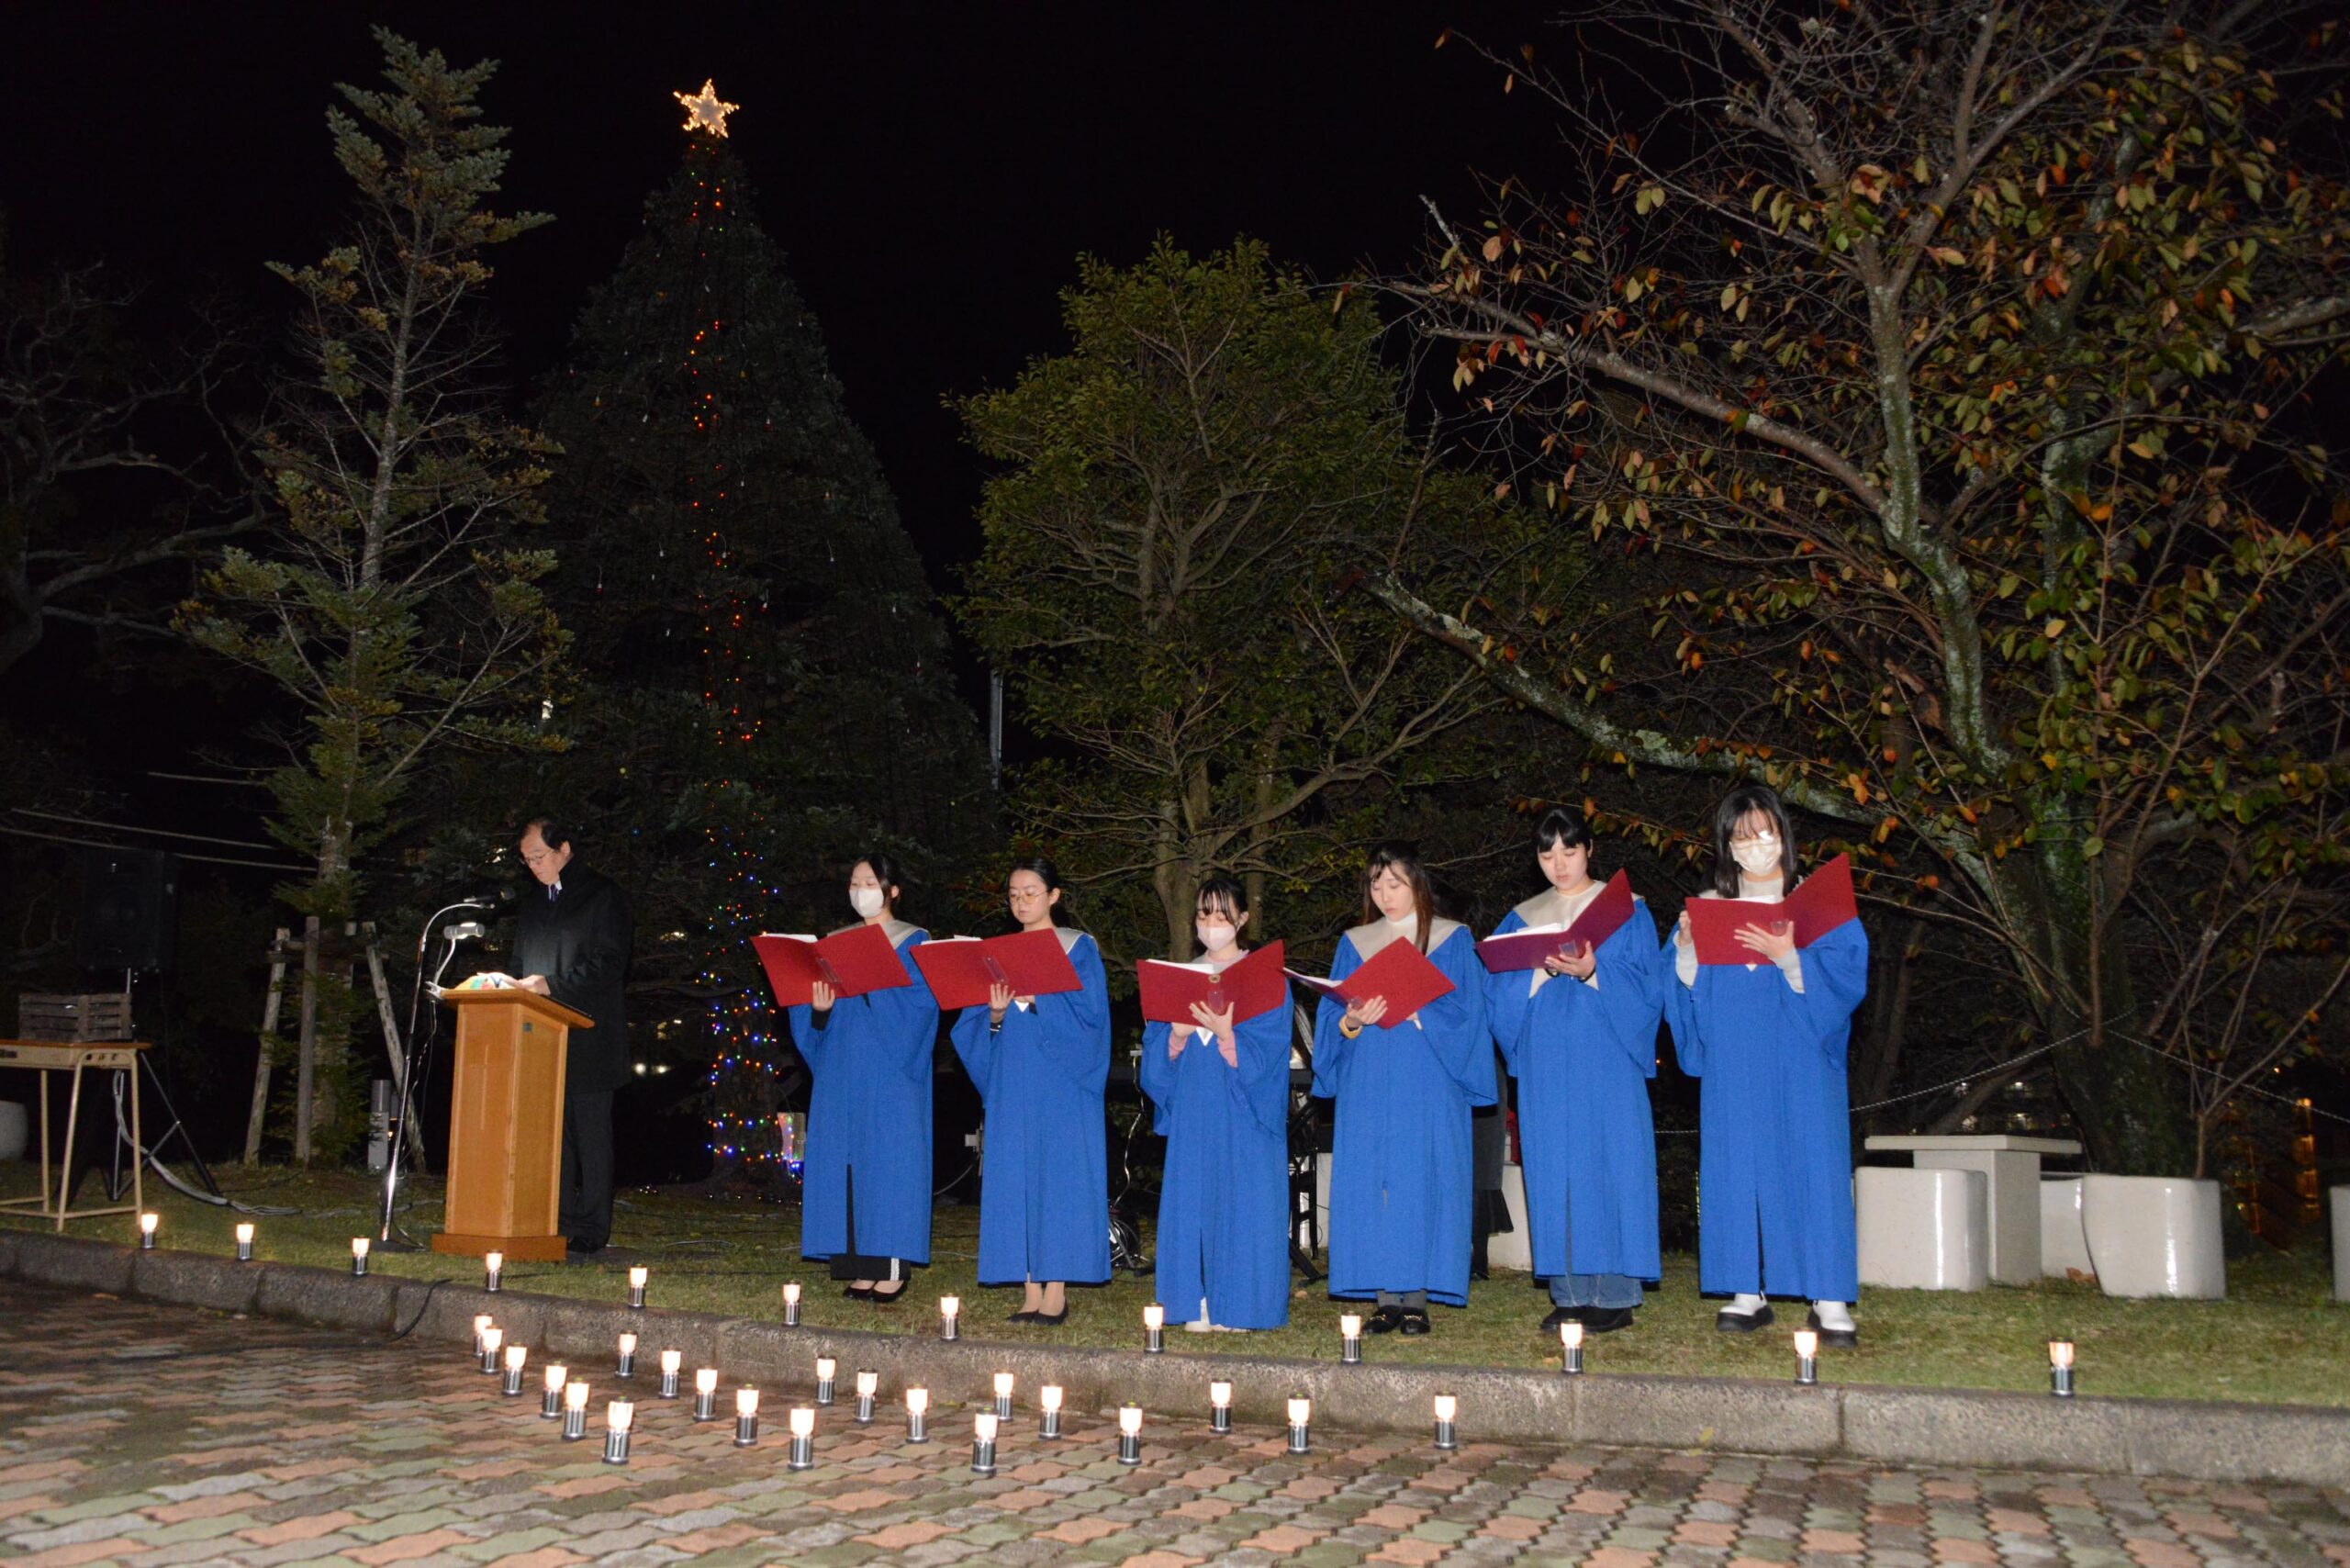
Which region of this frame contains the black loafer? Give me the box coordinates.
[1715,1303,1775,1333]
[1539,1305,1583,1332]
[1397,1309,1431,1336]
[1364,1305,1405,1335]
[1031,1307,1069,1327]
[842,1284,874,1301]
[1804,1307,1858,1349]
[867,1283,907,1306]
[1581,1305,1637,1334]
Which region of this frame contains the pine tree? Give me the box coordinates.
[537,109,989,1182]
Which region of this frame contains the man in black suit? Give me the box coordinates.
[511,816,632,1257]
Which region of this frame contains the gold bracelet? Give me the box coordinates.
[1338,1017,1363,1040]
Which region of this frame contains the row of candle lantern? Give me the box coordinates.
[151,1219,2091,1404]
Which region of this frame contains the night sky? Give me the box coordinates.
[2,4,1558,580]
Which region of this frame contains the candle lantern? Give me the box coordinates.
[1142,1303,1166,1354]
[1793,1328,1819,1386]
[479,1326,504,1375]
[971,1411,1000,1477]
[693,1367,720,1421]
[992,1371,1014,1421]
[787,1406,816,1471]
[602,1400,633,1465]
[904,1386,930,1443]
[1432,1394,1460,1451]
[1116,1404,1144,1466]
[351,1238,370,1276]
[814,1356,836,1407]
[472,1314,494,1358]
[541,1363,567,1418]
[2049,1339,2076,1398]
[501,1343,529,1396]
[1285,1396,1312,1455]
[938,1295,960,1341]
[234,1222,255,1262]
[485,1250,503,1293]
[561,1380,590,1441]
[1038,1383,1064,1440]
[616,1332,637,1379]
[781,1280,801,1327]
[139,1213,159,1250]
[734,1386,761,1446]
[854,1368,878,1424]
[1208,1380,1233,1434]
[1339,1312,1363,1365]
[1560,1320,1586,1376]
[627,1266,648,1310]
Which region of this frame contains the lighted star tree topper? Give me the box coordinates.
[674,79,738,138]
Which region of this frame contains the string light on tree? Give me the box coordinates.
[673,79,738,138]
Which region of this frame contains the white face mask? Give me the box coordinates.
[1732,838,1784,876]
[1195,922,1234,954]
[848,885,887,918]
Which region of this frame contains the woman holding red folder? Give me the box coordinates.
[785,854,936,1304]
[1136,877,1291,1332]
[1311,842,1494,1336]
[1664,785,1869,1346]
[948,857,1112,1324]
[1484,808,1664,1336]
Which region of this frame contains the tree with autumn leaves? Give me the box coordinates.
[1372,2,2349,1172]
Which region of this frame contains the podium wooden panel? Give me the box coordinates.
[429,989,591,1262]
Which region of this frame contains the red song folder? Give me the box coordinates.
[752,924,914,1007]
[1475,872,1638,973]
[909,928,1086,1012]
[1136,941,1290,1026]
[1286,936,1458,1030]
[1684,854,1859,966]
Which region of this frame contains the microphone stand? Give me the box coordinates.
[375,901,491,1249]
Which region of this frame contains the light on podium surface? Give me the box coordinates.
[473,1314,495,1357]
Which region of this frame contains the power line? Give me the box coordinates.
[11,807,280,853]
[0,823,303,874]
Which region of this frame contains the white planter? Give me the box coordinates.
[0,1100,26,1162]
[1857,1165,1988,1291]
[2080,1174,2226,1300]
[2039,1174,2094,1279]
[2332,1186,2348,1305]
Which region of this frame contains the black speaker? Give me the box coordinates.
[78,847,179,973]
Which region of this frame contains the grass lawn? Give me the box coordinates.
[6,1164,2343,1406]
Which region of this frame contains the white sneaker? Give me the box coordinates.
[1807,1300,1858,1347]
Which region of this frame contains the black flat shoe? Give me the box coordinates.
[842,1284,874,1301]
[1397,1309,1431,1337]
[1031,1307,1068,1327]
[1539,1305,1583,1332]
[1715,1303,1775,1334]
[1804,1307,1858,1349]
[867,1284,907,1305]
[1008,1308,1038,1323]
[1581,1305,1637,1334]
[1364,1305,1406,1335]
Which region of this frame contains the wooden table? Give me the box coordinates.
[1863,1134,2082,1285]
[0,1039,146,1231]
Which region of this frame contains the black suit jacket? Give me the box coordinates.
[511,863,633,1093]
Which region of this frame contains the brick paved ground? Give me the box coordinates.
[1,1282,2344,1568]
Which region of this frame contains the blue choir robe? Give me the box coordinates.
[1311,918,1495,1307]
[785,920,939,1265]
[949,927,1113,1284]
[1138,980,1292,1331]
[1662,886,1869,1302]
[1484,888,1665,1282]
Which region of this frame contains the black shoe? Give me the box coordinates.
[1715,1302,1774,1333]
[1397,1309,1431,1336]
[842,1284,874,1301]
[868,1282,908,1305]
[1804,1307,1859,1349]
[1581,1305,1637,1334]
[565,1237,606,1259]
[1008,1309,1038,1324]
[1031,1307,1069,1327]
[1364,1305,1406,1335]
[1539,1305,1581,1332]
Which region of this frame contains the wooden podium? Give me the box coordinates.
[429,988,592,1262]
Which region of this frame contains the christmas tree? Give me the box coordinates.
[537,84,990,1181]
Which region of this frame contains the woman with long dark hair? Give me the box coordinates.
[1665,785,1869,1346]
[1310,841,1494,1336]
[1484,808,1664,1335]
[786,853,936,1303]
[1137,876,1291,1331]
[948,857,1111,1325]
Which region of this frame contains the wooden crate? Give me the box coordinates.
[15,992,133,1043]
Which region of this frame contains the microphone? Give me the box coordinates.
[457,888,515,908]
